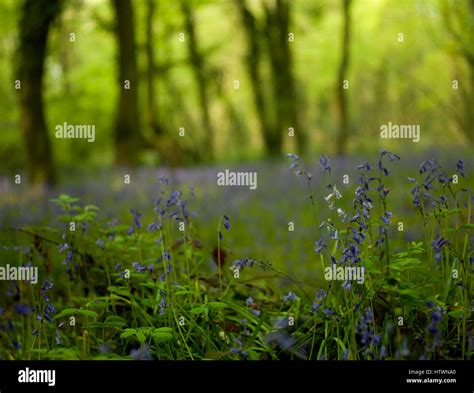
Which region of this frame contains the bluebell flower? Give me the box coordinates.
[264,331,297,352]
[419,159,437,174]
[381,150,400,161]
[283,291,297,303]
[96,238,105,249]
[356,308,382,356]
[58,243,68,253]
[320,154,331,174]
[314,238,326,254]
[223,215,230,231]
[231,337,248,358]
[381,211,392,225]
[356,162,371,171]
[159,297,167,315]
[166,190,182,208]
[341,281,352,290]
[14,304,32,315]
[130,344,153,360]
[432,236,449,263]
[130,208,142,229]
[45,303,55,314]
[147,222,157,232]
[286,153,300,160]
[42,280,53,292]
[400,337,409,356]
[132,262,146,273]
[245,297,254,307]
[456,160,465,178]
[316,289,326,301]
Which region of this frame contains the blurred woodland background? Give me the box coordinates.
[0,0,472,185]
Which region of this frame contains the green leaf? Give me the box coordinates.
[77,310,98,318]
[151,332,173,342]
[153,327,174,334]
[136,332,146,343]
[332,337,346,353]
[190,305,207,314]
[448,310,464,319]
[104,316,127,328]
[175,290,194,296]
[53,308,77,319]
[120,329,136,339]
[207,302,229,310]
[54,308,97,320]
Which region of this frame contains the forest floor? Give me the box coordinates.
[0,150,472,360]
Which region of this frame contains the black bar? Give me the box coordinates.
[0,361,472,392]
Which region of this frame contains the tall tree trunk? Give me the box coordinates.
[262,0,306,156]
[146,0,163,135]
[277,0,306,155]
[181,0,214,159]
[263,1,285,156]
[237,0,276,156]
[439,0,474,143]
[335,0,352,156]
[464,0,474,142]
[17,0,60,185]
[112,0,140,166]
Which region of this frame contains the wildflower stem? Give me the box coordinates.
[305,178,318,230]
[217,216,223,293]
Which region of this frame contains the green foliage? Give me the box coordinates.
[1,152,472,361]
